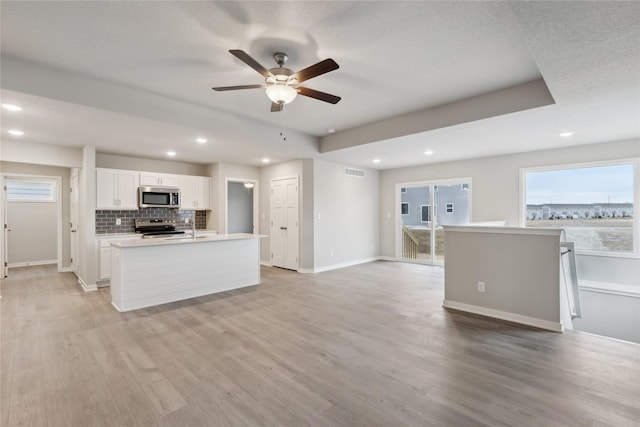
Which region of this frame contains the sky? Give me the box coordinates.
[526,164,634,205]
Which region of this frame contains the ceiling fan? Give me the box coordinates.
[212,49,341,112]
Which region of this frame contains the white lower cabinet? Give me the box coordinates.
[100,245,111,280]
[98,236,141,280]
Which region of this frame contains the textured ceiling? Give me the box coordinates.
[1,1,638,169]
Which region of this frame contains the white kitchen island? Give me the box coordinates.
[110,233,263,312]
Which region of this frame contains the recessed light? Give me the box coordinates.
[327,128,336,134]
[424,150,434,155]
[559,131,574,137]
[373,158,381,164]
[166,151,176,156]
[262,158,270,163]
[2,104,23,112]
[196,138,207,144]
[8,129,24,136]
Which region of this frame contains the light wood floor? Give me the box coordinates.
[1,263,639,426]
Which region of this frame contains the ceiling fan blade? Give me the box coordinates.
[212,84,265,91]
[297,86,341,104]
[229,50,272,78]
[295,58,339,83]
[270,102,284,113]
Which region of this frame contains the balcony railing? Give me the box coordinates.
[402,225,418,259]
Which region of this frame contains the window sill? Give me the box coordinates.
[575,250,639,259]
[579,280,640,298]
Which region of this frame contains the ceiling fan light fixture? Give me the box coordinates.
[266,83,297,105]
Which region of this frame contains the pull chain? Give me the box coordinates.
[279,105,287,142]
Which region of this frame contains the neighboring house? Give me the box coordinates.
[527,203,634,220]
[401,184,470,227]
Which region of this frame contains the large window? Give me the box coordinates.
[523,160,636,255]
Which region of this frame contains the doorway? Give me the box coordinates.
[396,179,471,265]
[270,176,299,270]
[226,179,259,234]
[2,175,63,274]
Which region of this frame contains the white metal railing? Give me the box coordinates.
[560,240,582,319]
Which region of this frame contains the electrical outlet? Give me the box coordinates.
[477,281,486,292]
[330,250,334,257]
[115,218,121,225]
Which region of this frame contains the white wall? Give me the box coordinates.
[380,139,640,284]
[78,146,97,290]
[444,226,563,331]
[96,153,207,176]
[313,160,380,270]
[1,140,82,168]
[572,290,639,343]
[7,201,57,265]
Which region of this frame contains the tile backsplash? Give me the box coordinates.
[96,208,207,234]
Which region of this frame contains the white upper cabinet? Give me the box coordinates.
[139,172,180,188]
[96,168,139,210]
[180,175,210,210]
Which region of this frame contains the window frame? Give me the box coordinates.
[446,203,454,214]
[519,158,639,258]
[420,204,430,222]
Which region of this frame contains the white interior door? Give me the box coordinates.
[70,169,79,272]
[270,177,299,270]
[2,177,7,278]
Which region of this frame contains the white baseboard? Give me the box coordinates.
[442,299,563,332]
[260,261,272,267]
[8,260,57,268]
[60,267,74,273]
[77,275,98,292]
[300,257,379,274]
[378,256,396,261]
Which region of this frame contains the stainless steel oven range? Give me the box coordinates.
[134,218,185,239]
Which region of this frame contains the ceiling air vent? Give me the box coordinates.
[344,168,365,177]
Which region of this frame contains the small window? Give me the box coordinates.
[433,185,438,192]
[446,203,454,213]
[401,203,409,215]
[400,187,407,193]
[6,180,55,202]
[421,205,431,222]
[461,183,470,190]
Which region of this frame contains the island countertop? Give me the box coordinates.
[111,233,265,248]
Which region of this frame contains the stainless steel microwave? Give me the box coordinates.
[138,186,180,208]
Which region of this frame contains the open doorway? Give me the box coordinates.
[226,179,259,234]
[2,174,63,275]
